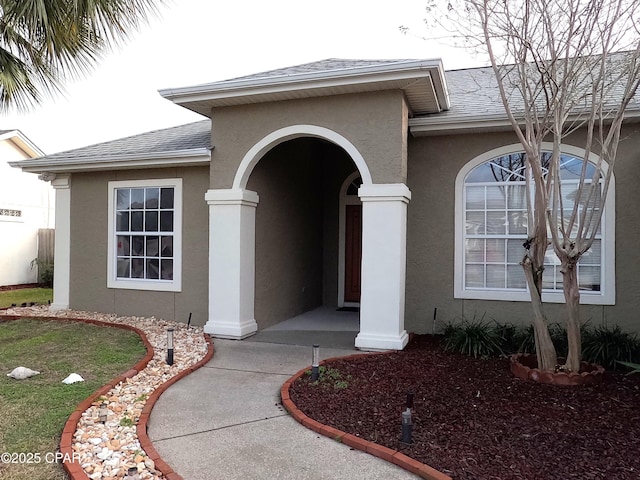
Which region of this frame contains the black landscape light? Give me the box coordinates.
[167,328,174,366]
[311,344,320,381]
[98,402,108,424]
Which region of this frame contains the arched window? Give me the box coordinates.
[454,144,615,305]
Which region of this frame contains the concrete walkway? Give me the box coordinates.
[147,336,419,479]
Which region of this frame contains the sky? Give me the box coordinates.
[2,0,486,155]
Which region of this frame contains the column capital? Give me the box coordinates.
[51,174,71,190]
[358,183,411,203]
[205,188,259,207]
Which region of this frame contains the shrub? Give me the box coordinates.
[492,322,521,354]
[581,325,640,370]
[30,258,54,287]
[442,317,504,358]
[441,316,640,369]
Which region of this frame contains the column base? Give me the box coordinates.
[354,330,409,351]
[49,303,69,312]
[204,319,258,339]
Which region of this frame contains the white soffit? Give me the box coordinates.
[160,60,450,117]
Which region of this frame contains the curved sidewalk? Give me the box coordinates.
[147,338,419,479]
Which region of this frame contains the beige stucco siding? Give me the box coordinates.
[69,166,209,325]
[210,90,408,188]
[405,125,640,334]
[606,123,640,330]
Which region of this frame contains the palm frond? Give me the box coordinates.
[0,0,163,111]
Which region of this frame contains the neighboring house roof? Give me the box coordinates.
[0,129,45,158]
[159,58,450,117]
[12,120,211,173]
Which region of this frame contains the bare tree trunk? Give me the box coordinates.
[522,257,558,371]
[561,258,582,372]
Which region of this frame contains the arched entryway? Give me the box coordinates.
[247,136,362,329]
[204,125,411,351]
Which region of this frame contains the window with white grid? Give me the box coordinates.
[107,179,182,292]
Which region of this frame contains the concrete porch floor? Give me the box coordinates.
[250,306,360,350]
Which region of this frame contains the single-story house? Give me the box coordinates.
[12,58,640,350]
[1,130,54,286]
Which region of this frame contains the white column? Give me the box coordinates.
[50,175,71,311]
[204,189,259,339]
[355,184,411,350]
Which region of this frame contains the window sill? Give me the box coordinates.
[107,278,181,292]
[454,288,614,305]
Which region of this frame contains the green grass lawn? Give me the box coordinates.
[0,288,53,308]
[0,318,146,480]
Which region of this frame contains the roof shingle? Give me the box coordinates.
[40,120,210,161]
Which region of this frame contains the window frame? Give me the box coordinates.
[454,143,615,305]
[107,178,182,292]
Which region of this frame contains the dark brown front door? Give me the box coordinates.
[344,204,362,302]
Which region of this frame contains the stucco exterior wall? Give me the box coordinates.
[0,140,54,286]
[247,138,356,329]
[69,166,209,325]
[405,125,640,334]
[210,90,408,188]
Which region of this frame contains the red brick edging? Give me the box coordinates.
[280,353,452,480]
[0,313,214,480]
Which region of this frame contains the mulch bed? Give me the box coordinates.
[290,335,640,480]
[0,283,41,291]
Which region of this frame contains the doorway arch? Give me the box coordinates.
[232,125,373,189]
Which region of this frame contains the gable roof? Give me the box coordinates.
[159,58,450,117]
[12,120,211,173]
[0,129,44,158]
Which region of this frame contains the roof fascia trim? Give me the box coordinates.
[9,148,211,173]
[409,108,640,135]
[160,60,447,107]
